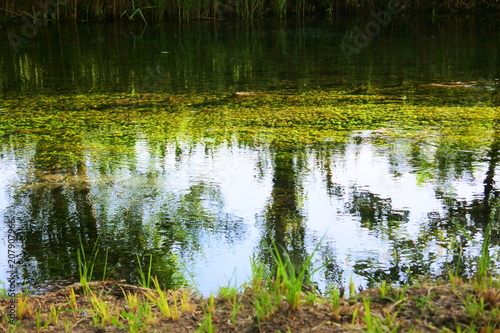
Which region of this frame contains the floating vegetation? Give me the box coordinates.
[1,86,498,152]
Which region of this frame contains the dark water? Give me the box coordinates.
[1,17,498,94]
[0,17,499,295]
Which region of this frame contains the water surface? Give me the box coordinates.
[0,17,499,295]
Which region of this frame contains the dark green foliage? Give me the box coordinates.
[0,0,498,22]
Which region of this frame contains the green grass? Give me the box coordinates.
[137,253,154,289]
[197,293,216,333]
[120,0,153,24]
[77,240,101,287]
[268,241,321,310]
[88,290,117,328]
[477,200,498,282]
[145,276,177,319]
[249,258,280,322]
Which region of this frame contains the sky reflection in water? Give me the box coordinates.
[0,18,499,295]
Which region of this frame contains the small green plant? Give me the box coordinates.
[381,309,401,332]
[110,315,124,329]
[120,301,151,333]
[231,293,239,325]
[363,298,374,331]
[16,296,33,319]
[253,288,276,323]
[40,310,51,330]
[62,318,72,333]
[449,273,464,289]
[121,0,154,24]
[136,253,153,289]
[49,304,59,325]
[67,287,78,311]
[0,280,6,299]
[328,287,341,321]
[349,277,356,298]
[477,210,494,281]
[102,247,110,280]
[145,276,181,320]
[379,280,389,298]
[351,306,359,326]
[180,289,195,313]
[268,240,322,310]
[206,293,215,314]
[276,0,287,17]
[304,289,321,305]
[452,201,498,282]
[197,311,215,333]
[413,295,432,311]
[35,309,43,332]
[464,294,486,319]
[170,291,181,320]
[124,291,140,312]
[6,320,23,333]
[77,241,100,288]
[197,294,216,333]
[89,290,117,328]
[217,286,238,301]
[395,284,409,302]
[249,258,278,323]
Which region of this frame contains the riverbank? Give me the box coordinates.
[2,231,500,332]
[1,276,499,332]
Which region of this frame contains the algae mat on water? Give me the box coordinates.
[0,85,498,150]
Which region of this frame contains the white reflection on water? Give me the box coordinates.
[160,141,271,293]
[120,133,491,295]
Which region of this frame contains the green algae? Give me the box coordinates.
[1,85,497,153]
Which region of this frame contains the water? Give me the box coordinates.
[1,17,498,94]
[0,17,499,295]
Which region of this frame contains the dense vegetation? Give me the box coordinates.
[0,0,499,22]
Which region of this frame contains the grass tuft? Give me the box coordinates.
[16,296,33,319]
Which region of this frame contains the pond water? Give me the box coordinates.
[0,16,499,295]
